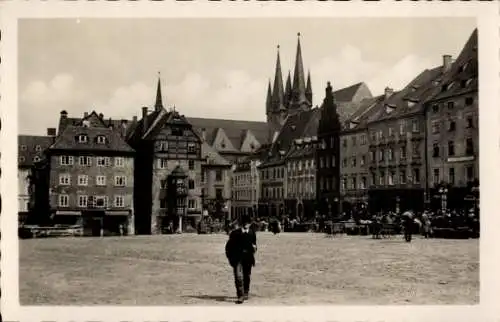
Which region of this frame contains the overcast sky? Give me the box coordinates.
[19,18,476,135]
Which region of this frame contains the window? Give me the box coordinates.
[115,176,126,187]
[188,199,196,209]
[432,104,439,113]
[158,158,168,169]
[448,120,456,132]
[433,169,440,184]
[360,155,366,166]
[114,195,125,208]
[449,168,455,184]
[361,177,367,189]
[400,146,407,160]
[97,157,110,167]
[400,170,406,184]
[115,157,124,167]
[448,141,455,156]
[465,97,474,106]
[388,172,395,186]
[78,195,88,207]
[388,127,394,137]
[370,151,375,162]
[351,156,357,167]
[58,194,69,207]
[78,175,88,186]
[399,120,406,135]
[413,168,420,184]
[78,156,90,166]
[216,188,223,199]
[19,156,25,163]
[447,101,454,110]
[96,176,106,186]
[341,178,347,191]
[351,177,357,190]
[320,157,324,168]
[188,179,195,190]
[20,145,27,151]
[171,127,183,136]
[94,196,108,208]
[466,165,474,181]
[156,141,169,151]
[352,137,357,146]
[188,143,196,153]
[342,158,347,167]
[432,121,440,134]
[96,135,106,144]
[59,174,71,185]
[33,156,40,162]
[215,169,222,181]
[412,143,420,157]
[412,120,419,133]
[379,171,385,185]
[201,170,206,183]
[466,116,474,128]
[35,145,42,151]
[371,172,376,186]
[60,156,74,165]
[387,148,393,161]
[378,149,384,162]
[370,131,376,141]
[360,134,367,145]
[342,139,347,147]
[466,138,474,155]
[433,143,440,157]
[188,160,195,170]
[78,134,88,143]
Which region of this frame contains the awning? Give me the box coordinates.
[56,210,81,216]
[105,211,130,216]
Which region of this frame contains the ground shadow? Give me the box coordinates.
[181,295,236,303]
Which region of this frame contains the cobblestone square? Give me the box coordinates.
[20,233,478,305]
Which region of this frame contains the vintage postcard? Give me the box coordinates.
[0,1,499,322]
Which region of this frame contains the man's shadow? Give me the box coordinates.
[181,295,236,303]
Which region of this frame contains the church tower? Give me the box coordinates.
[266,45,287,141]
[288,33,312,113]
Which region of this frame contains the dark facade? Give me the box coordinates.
[316,82,342,218]
[127,79,204,234]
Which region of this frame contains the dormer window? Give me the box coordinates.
[35,145,42,151]
[385,104,396,114]
[291,125,296,131]
[33,156,40,162]
[82,120,90,127]
[78,134,88,143]
[20,145,27,151]
[221,140,226,149]
[96,135,106,144]
[407,101,416,108]
[250,143,255,150]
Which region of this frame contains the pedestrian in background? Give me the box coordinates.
[225,215,257,304]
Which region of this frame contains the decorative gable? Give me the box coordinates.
[212,128,235,151]
[239,130,261,153]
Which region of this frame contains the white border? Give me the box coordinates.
[1,2,499,322]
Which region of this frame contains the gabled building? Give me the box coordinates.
[18,133,54,221]
[232,154,261,221]
[32,110,135,235]
[339,95,385,212]
[425,29,478,210]
[127,79,205,234]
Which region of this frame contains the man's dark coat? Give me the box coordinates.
[225,228,257,267]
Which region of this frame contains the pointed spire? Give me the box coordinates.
[284,70,292,108]
[272,45,285,111]
[306,70,312,105]
[291,32,307,109]
[266,80,273,114]
[154,72,164,112]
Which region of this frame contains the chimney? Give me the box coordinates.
[201,128,206,141]
[442,55,452,73]
[142,107,149,134]
[98,113,104,119]
[132,116,138,123]
[384,87,394,100]
[60,110,68,118]
[84,112,89,118]
[47,128,56,136]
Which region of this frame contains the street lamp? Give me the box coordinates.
[395,196,400,214]
[438,185,448,213]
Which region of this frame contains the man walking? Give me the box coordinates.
[225,215,257,304]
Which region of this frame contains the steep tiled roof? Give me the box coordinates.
[49,125,134,153]
[18,135,54,167]
[430,29,478,102]
[366,67,443,124]
[334,82,371,102]
[342,95,385,132]
[187,117,269,151]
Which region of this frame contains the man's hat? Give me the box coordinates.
[241,215,252,225]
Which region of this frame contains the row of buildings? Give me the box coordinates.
[232,29,479,221]
[19,29,479,235]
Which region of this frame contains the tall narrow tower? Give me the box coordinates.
[154,72,164,112]
[289,33,311,112]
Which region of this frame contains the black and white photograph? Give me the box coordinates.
[0,2,499,322]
